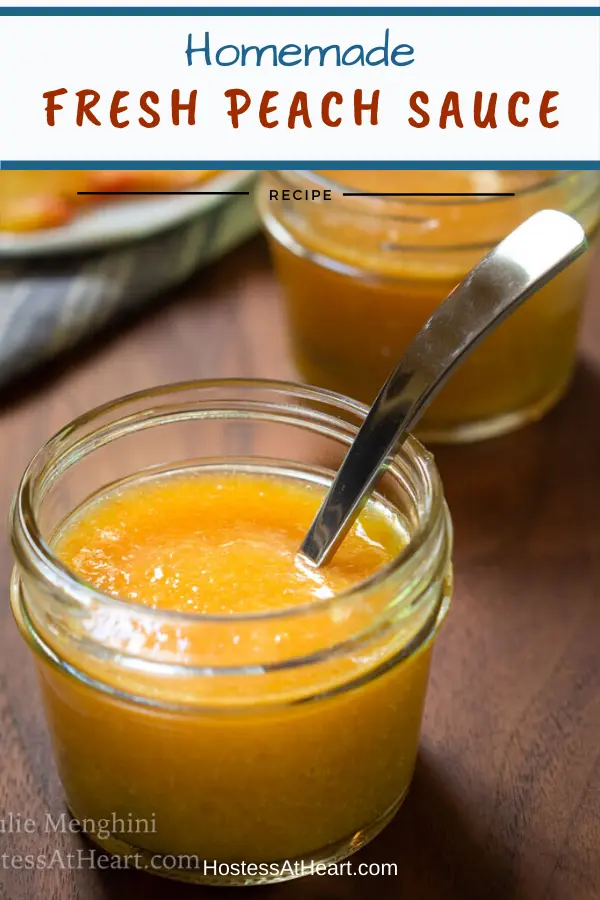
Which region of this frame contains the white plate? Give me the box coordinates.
[0,170,256,258]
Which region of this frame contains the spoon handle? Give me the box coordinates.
[300,209,587,567]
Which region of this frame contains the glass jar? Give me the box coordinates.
[259,170,600,443]
[10,380,451,886]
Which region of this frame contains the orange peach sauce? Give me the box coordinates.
[35,470,438,864]
[55,471,404,615]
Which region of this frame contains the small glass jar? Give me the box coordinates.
[10,380,452,885]
[258,170,600,443]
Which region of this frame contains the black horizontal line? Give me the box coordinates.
[342,191,517,198]
[76,190,251,196]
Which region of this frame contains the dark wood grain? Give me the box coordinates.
[1,236,599,900]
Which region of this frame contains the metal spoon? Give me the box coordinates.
[299,209,587,567]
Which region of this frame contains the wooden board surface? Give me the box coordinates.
[1,237,599,900]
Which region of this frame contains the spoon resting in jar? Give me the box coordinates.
[299,209,587,567]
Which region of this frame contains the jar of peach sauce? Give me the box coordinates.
[10,380,452,886]
[259,170,600,443]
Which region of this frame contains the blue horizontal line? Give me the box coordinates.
[2,6,599,15]
[2,161,599,170]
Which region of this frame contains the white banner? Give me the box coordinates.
[0,11,598,165]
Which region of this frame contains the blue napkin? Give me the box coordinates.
[0,192,259,385]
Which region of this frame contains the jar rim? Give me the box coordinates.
[280,168,582,206]
[263,170,600,255]
[11,378,449,627]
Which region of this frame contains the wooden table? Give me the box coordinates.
[1,236,599,900]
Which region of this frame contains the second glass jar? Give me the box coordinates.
[259,170,600,443]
